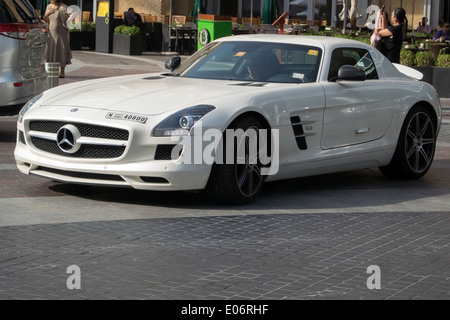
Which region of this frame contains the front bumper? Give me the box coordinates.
[15,143,212,191]
[14,116,213,191]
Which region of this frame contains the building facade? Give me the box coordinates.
[31,0,449,31]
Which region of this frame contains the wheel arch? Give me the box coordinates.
[228,110,272,131]
[410,100,439,129]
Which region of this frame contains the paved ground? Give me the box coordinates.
[0,50,449,302]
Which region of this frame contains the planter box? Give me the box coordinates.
[69,31,82,50]
[412,66,450,98]
[113,34,143,55]
[413,66,434,85]
[433,67,450,98]
[81,31,96,50]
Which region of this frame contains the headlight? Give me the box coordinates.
[18,93,43,123]
[153,105,215,137]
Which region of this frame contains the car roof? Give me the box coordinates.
[217,34,370,50]
[216,34,412,81]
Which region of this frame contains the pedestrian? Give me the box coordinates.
[378,7,406,64]
[124,8,142,26]
[368,5,388,51]
[416,17,432,34]
[43,0,72,78]
[433,22,450,42]
[435,20,444,32]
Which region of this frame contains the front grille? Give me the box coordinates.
[29,121,129,140]
[28,120,129,159]
[31,137,126,158]
[37,166,125,181]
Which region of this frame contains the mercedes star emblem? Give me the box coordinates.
[56,125,81,154]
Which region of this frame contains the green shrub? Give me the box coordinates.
[81,22,96,32]
[407,31,429,38]
[400,49,415,66]
[415,51,434,67]
[435,54,450,67]
[114,25,140,36]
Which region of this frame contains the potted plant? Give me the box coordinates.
[68,18,82,50]
[400,49,415,66]
[113,25,143,55]
[69,27,82,50]
[413,51,435,84]
[415,51,435,67]
[433,54,450,98]
[435,53,450,67]
[81,22,96,50]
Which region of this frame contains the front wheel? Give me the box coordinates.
[206,117,269,205]
[379,105,437,179]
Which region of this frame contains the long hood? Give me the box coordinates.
[40,74,264,116]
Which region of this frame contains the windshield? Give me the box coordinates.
[174,41,322,83]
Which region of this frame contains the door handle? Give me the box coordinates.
[355,128,369,134]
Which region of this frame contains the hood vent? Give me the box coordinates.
[144,76,165,80]
[231,82,268,87]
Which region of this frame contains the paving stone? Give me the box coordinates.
[3,211,447,300]
[1,51,449,301]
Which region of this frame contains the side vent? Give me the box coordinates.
[290,116,315,150]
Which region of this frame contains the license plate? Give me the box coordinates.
[31,48,41,60]
[105,112,148,124]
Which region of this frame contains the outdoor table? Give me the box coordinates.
[404,47,429,54]
[428,42,450,59]
[172,27,197,54]
[232,29,251,35]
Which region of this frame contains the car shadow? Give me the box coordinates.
[0,115,18,142]
[48,161,450,211]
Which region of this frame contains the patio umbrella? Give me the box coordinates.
[190,0,205,23]
[262,0,279,24]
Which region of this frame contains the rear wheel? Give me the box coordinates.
[379,105,436,179]
[207,117,268,205]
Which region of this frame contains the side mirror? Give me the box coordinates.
[165,56,181,72]
[334,65,365,82]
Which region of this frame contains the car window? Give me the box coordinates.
[0,0,40,23]
[177,41,322,83]
[328,48,378,81]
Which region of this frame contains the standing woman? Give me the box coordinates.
[44,0,72,78]
[378,7,406,64]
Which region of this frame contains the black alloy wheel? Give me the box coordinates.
[380,105,436,179]
[207,116,270,205]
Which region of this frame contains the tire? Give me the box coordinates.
[379,105,436,179]
[206,117,269,205]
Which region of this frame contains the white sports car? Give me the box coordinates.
[15,35,441,204]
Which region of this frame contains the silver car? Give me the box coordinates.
[0,0,47,114]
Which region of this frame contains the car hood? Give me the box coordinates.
[40,74,267,116]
